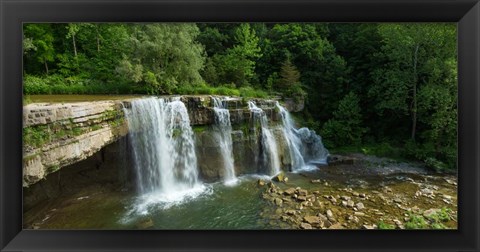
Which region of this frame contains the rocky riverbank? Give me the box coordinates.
[258,154,457,229]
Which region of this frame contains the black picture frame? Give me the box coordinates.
[1,0,479,251]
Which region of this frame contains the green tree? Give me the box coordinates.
[370,24,456,141]
[321,92,367,147]
[24,24,56,75]
[213,24,262,87]
[276,59,305,100]
[258,24,349,122]
[117,24,205,94]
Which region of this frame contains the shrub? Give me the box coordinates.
[405,214,428,229]
[377,221,395,229]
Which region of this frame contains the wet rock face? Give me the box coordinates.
[22,95,293,187]
[181,96,214,125]
[194,127,292,181]
[283,97,305,112]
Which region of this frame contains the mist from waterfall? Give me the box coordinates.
[124,97,206,209]
[212,96,237,185]
[275,102,329,170]
[248,101,281,176]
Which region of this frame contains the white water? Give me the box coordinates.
[212,96,237,185]
[124,97,205,207]
[248,101,281,176]
[275,102,329,170]
[276,102,306,171]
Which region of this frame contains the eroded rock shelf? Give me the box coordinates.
[22,96,291,187]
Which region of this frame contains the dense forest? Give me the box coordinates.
[23,23,457,172]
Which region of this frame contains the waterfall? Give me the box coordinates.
[212,97,237,185]
[275,102,329,169]
[124,97,204,204]
[296,127,329,165]
[248,101,281,176]
[276,102,306,170]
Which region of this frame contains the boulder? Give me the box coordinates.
[328,223,344,229]
[273,172,286,182]
[285,210,297,215]
[356,202,365,210]
[304,216,321,224]
[326,209,334,219]
[297,189,308,196]
[274,198,283,206]
[258,179,266,186]
[297,196,307,202]
[300,222,313,229]
[284,188,296,195]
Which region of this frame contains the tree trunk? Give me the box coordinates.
[44,60,49,75]
[411,44,419,141]
[72,34,77,57]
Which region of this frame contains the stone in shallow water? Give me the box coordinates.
[326,209,334,219]
[304,216,321,224]
[258,179,266,186]
[285,209,297,215]
[136,218,154,229]
[297,189,308,196]
[273,172,286,182]
[284,188,296,195]
[297,196,307,202]
[354,212,365,217]
[300,222,313,229]
[356,202,365,210]
[347,200,355,208]
[274,198,283,206]
[362,224,376,229]
[328,223,344,229]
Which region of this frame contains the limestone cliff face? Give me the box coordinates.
[22,96,296,187]
[23,101,128,186]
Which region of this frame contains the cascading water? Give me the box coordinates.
[275,102,306,170]
[212,97,237,185]
[124,97,205,208]
[296,127,329,165]
[248,101,281,176]
[275,102,329,170]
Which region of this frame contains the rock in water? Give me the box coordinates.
[326,209,334,219]
[328,223,344,229]
[274,172,286,182]
[300,222,313,229]
[258,179,266,186]
[284,187,296,195]
[136,218,154,229]
[304,216,321,224]
[274,198,283,206]
[356,202,365,210]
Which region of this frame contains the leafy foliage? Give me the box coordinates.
[321,92,367,148]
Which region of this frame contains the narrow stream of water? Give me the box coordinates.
[212,97,237,185]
